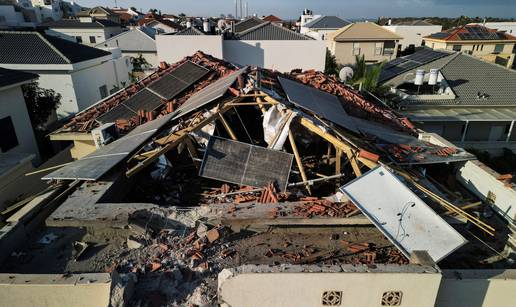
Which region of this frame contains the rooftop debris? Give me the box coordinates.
[6,52,511,306]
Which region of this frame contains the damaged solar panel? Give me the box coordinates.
[148,61,210,100]
[173,67,247,120]
[278,77,359,133]
[340,166,467,262]
[43,112,176,181]
[199,136,293,191]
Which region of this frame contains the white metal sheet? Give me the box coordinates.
[340,166,467,262]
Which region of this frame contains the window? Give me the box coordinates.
[99,85,108,99]
[89,36,96,43]
[383,41,396,55]
[0,117,19,152]
[352,42,361,55]
[452,44,462,51]
[494,44,504,54]
[76,36,82,43]
[375,42,383,56]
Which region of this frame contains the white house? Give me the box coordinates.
[0,68,40,208]
[0,0,40,27]
[41,18,125,46]
[157,20,326,72]
[383,20,442,50]
[139,18,182,34]
[31,0,62,21]
[96,27,158,67]
[298,8,320,30]
[300,15,351,40]
[0,31,132,119]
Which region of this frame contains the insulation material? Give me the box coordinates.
[263,104,297,150]
[340,166,467,262]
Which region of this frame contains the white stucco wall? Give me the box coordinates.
[223,40,326,72]
[71,58,131,113]
[32,71,78,118]
[45,27,125,46]
[383,25,442,49]
[124,51,158,68]
[0,85,39,158]
[156,34,224,64]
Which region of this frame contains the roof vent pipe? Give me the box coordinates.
[428,69,439,85]
[414,69,425,86]
[203,19,209,32]
[186,20,192,28]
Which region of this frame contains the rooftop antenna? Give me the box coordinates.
[235,0,238,19]
[245,2,248,18]
[240,0,243,19]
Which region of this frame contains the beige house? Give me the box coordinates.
[423,24,516,68]
[327,22,402,65]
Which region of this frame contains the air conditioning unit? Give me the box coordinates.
[91,123,118,148]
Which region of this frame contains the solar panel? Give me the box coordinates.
[97,104,137,124]
[123,89,164,112]
[148,61,209,100]
[278,77,359,134]
[429,32,449,39]
[43,112,176,181]
[340,166,467,262]
[173,67,247,120]
[199,136,293,191]
[405,49,448,64]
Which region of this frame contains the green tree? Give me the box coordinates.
[131,54,151,72]
[22,82,61,130]
[324,49,340,76]
[351,55,387,94]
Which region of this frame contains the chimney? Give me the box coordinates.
[203,19,209,32]
[388,19,392,26]
[186,19,192,28]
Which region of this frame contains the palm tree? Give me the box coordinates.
[351,55,387,94]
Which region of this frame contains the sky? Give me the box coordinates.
[76,0,516,19]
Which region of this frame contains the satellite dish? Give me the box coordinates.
[339,67,354,82]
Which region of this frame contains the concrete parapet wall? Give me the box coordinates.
[218,264,442,307]
[0,273,111,307]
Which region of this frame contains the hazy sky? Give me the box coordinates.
[76,0,515,19]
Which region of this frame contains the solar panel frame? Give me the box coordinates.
[278,77,359,134]
[43,112,176,181]
[172,67,247,120]
[148,61,210,100]
[96,103,137,124]
[199,136,294,191]
[123,88,164,112]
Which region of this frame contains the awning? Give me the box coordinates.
[402,107,516,122]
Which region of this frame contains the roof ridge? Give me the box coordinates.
[6,31,72,64]
[236,21,311,40]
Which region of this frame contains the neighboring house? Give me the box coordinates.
[139,18,182,34]
[162,14,179,23]
[0,68,39,159]
[328,22,402,65]
[262,14,282,26]
[0,68,41,208]
[298,8,320,29]
[301,15,351,40]
[379,48,516,154]
[96,27,157,67]
[0,31,132,119]
[156,19,326,72]
[473,22,516,35]
[382,19,442,51]
[423,24,516,68]
[0,1,39,27]
[76,6,120,24]
[41,18,125,46]
[31,0,62,21]
[111,7,143,24]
